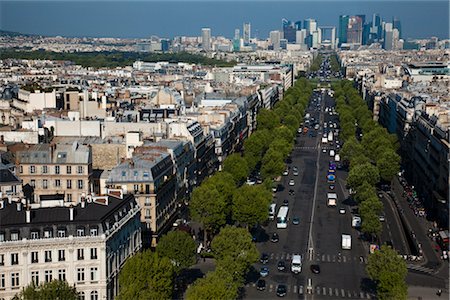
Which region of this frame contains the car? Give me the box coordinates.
[276,284,287,297]
[289,179,295,186]
[310,264,321,274]
[260,267,269,277]
[339,207,346,214]
[293,170,299,176]
[277,261,286,271]
[288,189,295,196]
[272,186,278,193]
[271,233,279,243]
[256,279,266,291]
[292,217,300,225]
[379,214,386,222]
[283,199,289,206]
[283,169,289,176]
[322,148,327,153]
[329,184,335,190]
[260,253,269,264]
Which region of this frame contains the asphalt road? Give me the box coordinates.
[244,87,374,300]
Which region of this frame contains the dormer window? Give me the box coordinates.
[11,232,19,241]
[57,229,66,238]
[77,228,85,237]
[31,231,39,239]
[44,229,53,238]
[90,228,98,236]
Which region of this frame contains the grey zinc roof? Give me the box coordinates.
[17,143,91,165]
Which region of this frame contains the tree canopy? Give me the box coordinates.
[14,280,79,300]
[222,153,249,185]
[156,230,197,273]
[185,271,238,300]
[117,251,175,300]
[232,185,272,227]
[347,162,380,188]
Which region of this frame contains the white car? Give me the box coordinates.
[289,179,295,186]
[339,208,346,214]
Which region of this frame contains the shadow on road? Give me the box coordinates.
[360,277,376,295]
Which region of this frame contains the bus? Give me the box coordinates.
[277,206,289,229]
[269,203,277,221]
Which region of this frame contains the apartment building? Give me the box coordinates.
[15,143,92,203]
[0,193,142,300]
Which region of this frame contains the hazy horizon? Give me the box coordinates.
[1,1,448,40]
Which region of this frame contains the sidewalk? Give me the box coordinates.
[408,286,449,300]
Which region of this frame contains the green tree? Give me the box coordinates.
[14,280,79,300]
[261,148,285,180]
[156,230,196,273]
[185,271,238,300]
[211,225,259,269]
[243,129,272,171]
[117,251,175,300]
[257,109,280,131]
[283,114,300,132]
[367,245,408,300]
[347,163,380,188]
[350,154,371,169]
[268,137,292,159]
[203,172,236,217]
[232,185,272,227]
[273,126,295,144]
[190,184,227,242]
[354,182,378,203]
[222,153,249,185]
[340,136,364,162]
[376,150,401,182]
[361,209,383,238]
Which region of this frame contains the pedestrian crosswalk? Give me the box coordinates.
[294,146,318,150]
[261,252,368,264]
[407,264,435,274]
[245,282,373,298]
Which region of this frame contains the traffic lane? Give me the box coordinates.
[379,194,409,255]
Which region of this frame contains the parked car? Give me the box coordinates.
[289,179,295,186]
[277,261,286,271]
[292,217,300,225]
[260,267,269,277]
[260,253,269,264]
[271,233,279,243]
[276,284,287,297]
[256,279,266,291]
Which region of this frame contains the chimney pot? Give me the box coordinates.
[26,207,31,223]
[69,205,74,221]
[81,199,86,209]
[16,202,22,211]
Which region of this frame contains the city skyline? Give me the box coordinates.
[1,1,448,39]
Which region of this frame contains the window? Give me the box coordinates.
[44,270,52,282]
[0,254,4,266]
[55,179,61,187]
[77,268,85,282]
[121,171,126,177]
[11,273,19,288]
[90,267,98,281]
[90,291,98,300]
[145,209,150,218]
[57,229,66,238]
[134,171,138,177]
[30,166,36,174]
[90,248,97,259]
[77,249,84,260]
[55,166,60,174]
[67,180,72,189]
[11,232,19,241]
[143,172,149,178]
[44,230,52,238]
[30,180,35,188]
[67,194,72,202]
[45,251,52,262]
[0,273,5,289]
[31,271,39,286]
[77,228,85,237]
[58,250,65,261]
[31,231,39,239]
[42,166,48,174]
[31,251,38,263]
[43,179,48,189]
[90,228,98,236]
[11,253,18,265]
[77,166,83,174]
[58,269,66,281]
[133,184,139,192]
[67,166,72,174]
[19,166,23,173]
[0,233,4,242]
[145,197,151,206]
[78,180,83,189]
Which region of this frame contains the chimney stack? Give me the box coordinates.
[69,205,74,221]
[26,206,31,223]
[81,198,86,209]
[16,202,22,212]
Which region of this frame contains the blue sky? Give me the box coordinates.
[1,1,448,39]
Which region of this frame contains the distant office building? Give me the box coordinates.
[296,29,307,45]
[370,13,382,41]
[294,21,302,30]
[282,19,297,43]
[303,18,317,34]
[319,26,336,49]
[384,22,394,50]
[338,15,349,46]
[243,23,251,45]
[233,29,240,51]
[234,28,240,40]
[362,23,371,45]
[347,15,364,45]
[270,30,281,50]
[201,28,211,51]
[393,17,402,39]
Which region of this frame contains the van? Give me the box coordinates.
[291,254,302,274]
[342,234,352,250]
[329,150,335,157]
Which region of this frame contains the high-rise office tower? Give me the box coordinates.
[338,15,349,45]
[270,30,281,50]
[383,22,393,50]
[282,18,296,43]
[346,15,363,44]
[370,13,382,41]
[393,17,402,39]
[243,23,251,45]
[294,21,302,30]
[234,29,240,40]
[362,23,371,45]
[201,28,211,51]
[296,29,307,45]
[233,29,240,51]
[303,18,317,34]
